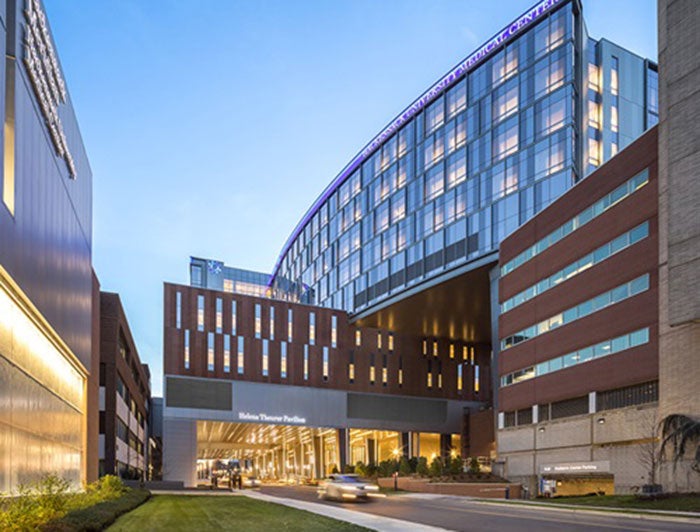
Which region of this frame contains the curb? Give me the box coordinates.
[472,499,700,524]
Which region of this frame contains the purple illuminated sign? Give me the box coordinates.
[269,0,565,287]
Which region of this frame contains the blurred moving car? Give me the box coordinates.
[242,475,261,488]
[317,474,380,501]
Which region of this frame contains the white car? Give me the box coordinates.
[242,475,261,488]
[318,474,380,501]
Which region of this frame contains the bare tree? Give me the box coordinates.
[636,411,660,486]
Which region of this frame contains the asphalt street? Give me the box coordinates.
[259,485,700,532]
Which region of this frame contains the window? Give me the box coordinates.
[255,304,261,339]
[462,346,468,361]
[382,355,388,386]
[224,335,231,373]
[425,165,444,201]
[281,342,287,378]
[223,279,233,292]
[502,169,649,275]
[398,357,403,386]
[493,117,518,159]
[457,364,463,392]
[231,301,237,335]
[309,312,316,345]
[175,291,181,329]
[355,330,361,347]
[377,332,382,350]
[191,264,202,287]
[493,81,518,121]
[304,345,309,380]
[262,340,269,377]
[269,306,275,340]
[331,315,337,348]
[502,277,650,350]
[216,298,222,333]
[433,340,438,357]
[474,365,480,393]
[425,99,444,133]
[611,56,619,96]
[446,150,466,189]
[288,308,293,342]
[184,330,190,370]
[197,295,204,331]
[388,333,394,352]
[237,337,244,375]
[446,80,466,117]
[323,347,329,381]
[370,354,376,385]
[207,332,214,372]
[501,222,649,314]
[449,344,455,359]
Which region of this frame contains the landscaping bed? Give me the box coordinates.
[535,493,700,513]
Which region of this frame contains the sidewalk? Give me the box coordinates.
[243,490,449,532]
[471,497,700,523]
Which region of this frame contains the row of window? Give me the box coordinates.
[501,167,649,276]
[500,327,650,387]
[176,294,340,349]
[501,274,650,350]
[501,221,650,313]
[115,375,146,429]
[501,381,659,428]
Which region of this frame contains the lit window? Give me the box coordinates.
[382,366,388,386]
[370,354,376,384]
[175,291,181,329]
[231,301,237,335]
[438,372,443,389]
[309,312,316,345]
[184,330,190,370]
[255,304,261,339]
[216,298,222,333]
[349,362,355,382]
[377,332,382,350]
[427,372,433,388]
[462,346,468,361]
[355,330,361,347]
[262,340,269,377]
[304,345,309,380]
[388,333,394,352]
[433,341,438,357]
[470,347,475,365]
[270,306,275,341]
[281,342,287,379]
[457,364,463,391]
[207,332,214,372]
[331,315,337,348]
[474,365,480,392]
[422,339,427,356]
[449,344,455,359]
[611,57,619,96]
[224,335,230,373]
[588,100,601,129]
[588,63,600,92]
[288,308,293,342]
[611,104,619,133]
[323,347,329,381]
[223,279,233,293]
[237,337,244,375]
[197,295,204,331]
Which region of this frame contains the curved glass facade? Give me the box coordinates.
[270,0,656,315]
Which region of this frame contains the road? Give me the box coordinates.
[258,485,699,532]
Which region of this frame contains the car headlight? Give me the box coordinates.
[364,485,379,491]
[340,485,359,491]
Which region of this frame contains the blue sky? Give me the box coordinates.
[45,0,657,396]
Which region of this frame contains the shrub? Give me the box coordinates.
[408,457,418,473]
[354,462,367,478]
[468,457,481,475]
[43,489,150,532]
[399,456,412,476]
[330,464,339,474]
[448,456,463,476]
[364,463,378,478]
[342,464,355,474]
[377,459,397,478]
[429,457,444,478]
[416,457,429,477]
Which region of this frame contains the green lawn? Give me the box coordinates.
[107,495,371,531]
[538,494,700,512]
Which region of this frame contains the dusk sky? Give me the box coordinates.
[45,0,657,396]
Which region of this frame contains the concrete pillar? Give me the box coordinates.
[163,418,197,487]
[313,436,322,479]
[337,428,348,471]
[400,432,410,458]
[440,433,452,462]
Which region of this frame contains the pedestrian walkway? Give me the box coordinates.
[244,490,449,532]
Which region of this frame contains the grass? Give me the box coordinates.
[107,495,371,531]
[536,494,700,513]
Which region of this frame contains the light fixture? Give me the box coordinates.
[597,418,606,424]
[538,426,545,433]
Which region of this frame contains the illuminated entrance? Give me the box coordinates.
[196,421,340,483]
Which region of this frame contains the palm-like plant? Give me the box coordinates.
[659,414,700,473]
